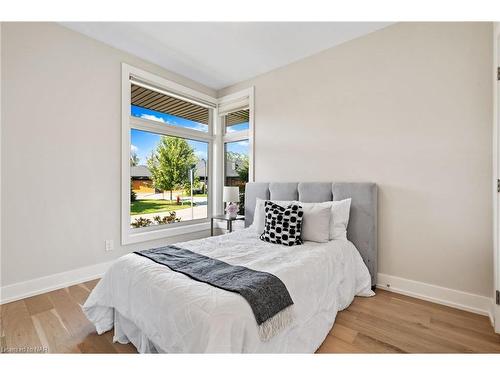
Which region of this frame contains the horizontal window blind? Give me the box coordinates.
[217,97,249,117]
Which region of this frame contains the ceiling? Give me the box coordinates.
[61,22,392,90]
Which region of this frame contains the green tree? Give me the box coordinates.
[130,152,139,167]
[147,136,197,201]
[236,156,249,182]
[226,151,249,215]
[226,151,249,181]
[130,181,137,202]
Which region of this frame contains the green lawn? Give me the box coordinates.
[131,199,194,215]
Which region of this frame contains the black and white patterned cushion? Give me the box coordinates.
[260,201,303,246]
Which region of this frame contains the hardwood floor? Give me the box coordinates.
[1,281,499,353]
[1,281,136,354]
[317,290,500,353]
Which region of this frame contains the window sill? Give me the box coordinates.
[122,220,211,245]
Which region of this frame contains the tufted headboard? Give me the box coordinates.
[244,182,378,286]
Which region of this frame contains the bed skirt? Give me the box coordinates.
[112,310,163,353]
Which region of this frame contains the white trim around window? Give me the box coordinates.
[218,87,255,183]
[121,63,254,245]
[122,63,217,245]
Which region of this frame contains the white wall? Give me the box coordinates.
[218,22,494,298]
[1,22,217,289]
[1,22,495,305]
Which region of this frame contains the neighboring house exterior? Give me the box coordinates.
[131,165,154,193]
[224,159,245,187]
[194,159,208,184]
[194,158,244,186]
[132,159,245,195]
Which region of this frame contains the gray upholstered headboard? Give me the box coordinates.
[244,182,378,286]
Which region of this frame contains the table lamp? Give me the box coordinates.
[223,186,240,218]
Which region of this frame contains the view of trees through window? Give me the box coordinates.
[129,82,211,229]
[129,82,251,228]
[130,128,208,229]
[224,139,249,215]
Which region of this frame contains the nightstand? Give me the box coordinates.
[211,215,245,236]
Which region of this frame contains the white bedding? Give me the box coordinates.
[83,228,374,353]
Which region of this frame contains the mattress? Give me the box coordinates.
[83,228,374,353]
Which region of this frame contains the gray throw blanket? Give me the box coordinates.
[134,245,294,341]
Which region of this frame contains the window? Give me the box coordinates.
[225,109,249,133]
[122,64,253,244]
[122,64,216,244]
[219,95,254,216]
[130,82,209,133]
[224,139,249,214]
[130,129,209,228]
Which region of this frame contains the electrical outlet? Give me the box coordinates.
[105,240,114,252]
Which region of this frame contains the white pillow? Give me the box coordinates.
[251,198,351,242]
[250,198,293,234]
[297,200,351,241]
[251,198,352,241]
[300,202,331,243]
[329,198,352,240]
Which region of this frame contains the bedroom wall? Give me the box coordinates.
[218,22,494,298]
[0,22,217,289]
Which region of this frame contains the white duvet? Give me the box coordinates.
[83,228,374,353]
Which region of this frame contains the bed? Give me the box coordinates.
[83,182,378,353]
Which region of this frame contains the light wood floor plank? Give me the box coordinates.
[317,334,363,353]
[352,332,406,353]
[31,309,80,353]
[345,291,500,353]
[102,330,137,353]
[329,323,358,344]
[429,315,500,344]
[67,285,91,306]
[1,300,43,353]
[335,311,445,353]
[388,293,493,332]
[83,279,99,291]
[1,281,499,353]
[340,300,484,352]
[46,288,95,342]
[77,332,118,353]
[24,294,54,316]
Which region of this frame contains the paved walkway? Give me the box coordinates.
[136,192,207,204]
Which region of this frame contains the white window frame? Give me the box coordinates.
[122,63,218,245]
[217,88,255,216]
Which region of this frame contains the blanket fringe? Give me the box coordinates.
[258,305,295,342]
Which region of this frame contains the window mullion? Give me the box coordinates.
[130,116,213,142]
[223,130,250,143]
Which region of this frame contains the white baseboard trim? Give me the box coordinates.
[377,273,495,325]
[0,261,112,305]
